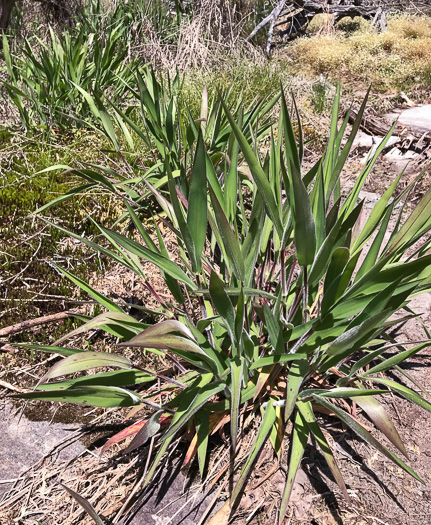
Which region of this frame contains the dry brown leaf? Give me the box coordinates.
[204,500,231,525]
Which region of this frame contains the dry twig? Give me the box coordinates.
[0,311,76,338]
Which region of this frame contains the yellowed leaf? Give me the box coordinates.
[205,500,231,525]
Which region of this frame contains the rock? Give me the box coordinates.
[396,105,431,136]
[353,131,374,149]
[383,147,420,172]
[353,131,399,154]
[0,401,85,499]
[129,467,224,525]
[358,191,380,209]
[368,135,399,158]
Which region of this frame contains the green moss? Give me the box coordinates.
[0,130,116,332]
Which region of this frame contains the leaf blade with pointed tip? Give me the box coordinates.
[289,160,316,267]
[13,385,141,408]
[312,394,423,482]
[124,410,163,454]
[279,410,309,522]
[231,401,277,506]
[230,356,243,452]
[209,187,245,282]
[187,131,208,272]
[285,360,309,421]
[58,482,105,525]
[54,311,147,346]
[363,377,431,414]
[97,224,196,289]
[209,271,237,347]
[36,369,153,391]
[361,342,431,377]
[11,343,84,356]
[297,400,350,501]
[250,354,307,370]
[219,97,283,237]
[40,351,132,383]
[352,394,407,457]
[196,410,210,479]
[54,265,124,312]
[386,187,431,256]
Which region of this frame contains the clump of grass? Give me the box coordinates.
[283,14,431,91]
[181,52,288,114]
[311,75,330,114]
[390,14,431,39]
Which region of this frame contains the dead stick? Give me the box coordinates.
[0,379,25,392]
[0,343,17,353]
[0,311,75,338]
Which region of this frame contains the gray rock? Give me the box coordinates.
[0,401,85,499]
[352,131,374,149]
[358,190,380,209]
[395,105,431,136]
[127,467,223,525]
[368,135,399,158]
[353,131,399,161]
[383,147,420,172]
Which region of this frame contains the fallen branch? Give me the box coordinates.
[348,108,393,137]
[348,109,431,150]
[0,311,75,338]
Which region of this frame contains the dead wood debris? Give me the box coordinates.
[0,311,76,339]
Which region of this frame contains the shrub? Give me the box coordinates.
[388,14,431,40]
[12,82,431,523]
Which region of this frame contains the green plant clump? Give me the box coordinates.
[2,21,137,130]
[13,77,431,523]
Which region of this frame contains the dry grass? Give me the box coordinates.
[126,0,256,72]
[0,407,140,525]
[282,14,431,91]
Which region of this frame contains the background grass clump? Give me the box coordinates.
[284,14,431,90]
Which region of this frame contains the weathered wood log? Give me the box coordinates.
[349,109,392,137]
[277,1,389,42]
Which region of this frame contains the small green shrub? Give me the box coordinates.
[13,82,431,523]
[311,75,330,113]
[336,15,372,34]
